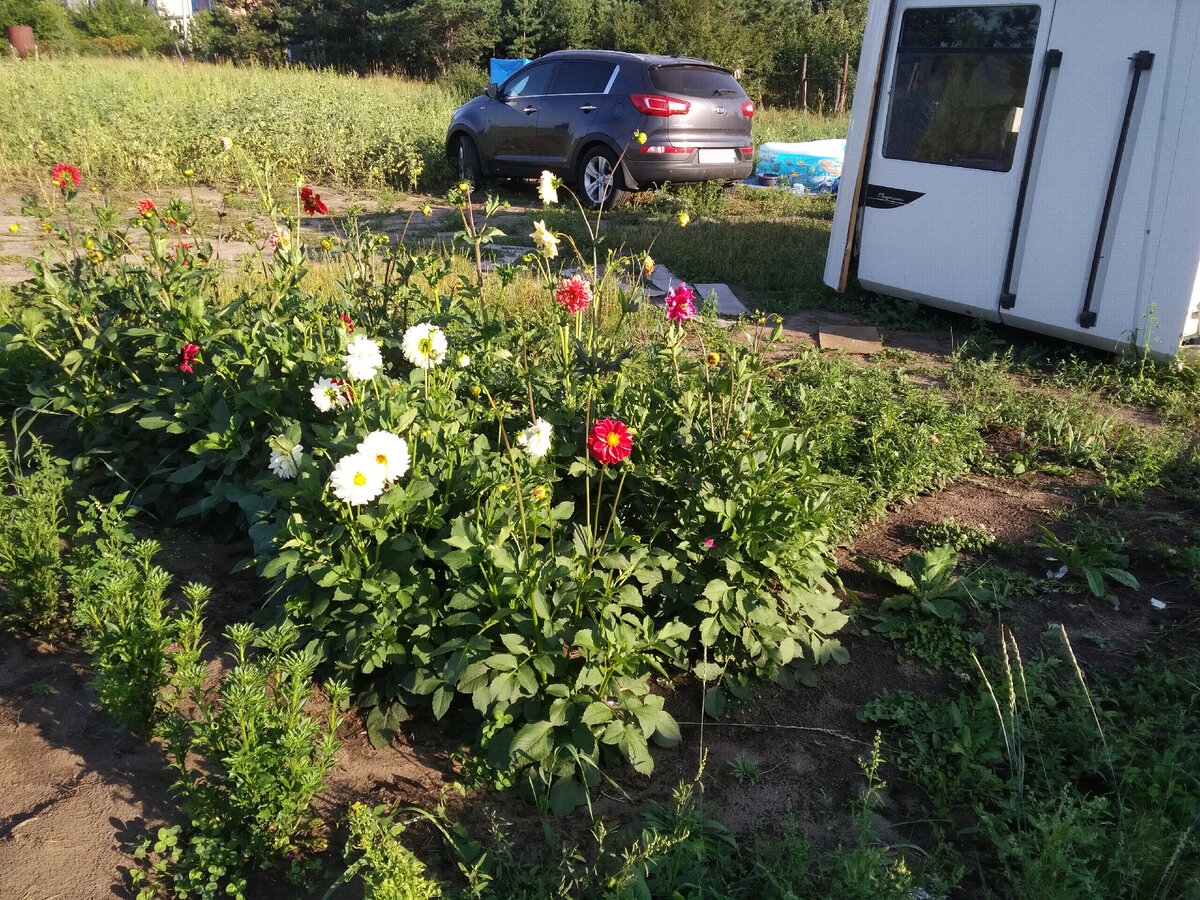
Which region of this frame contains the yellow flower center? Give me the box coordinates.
[376,454,387,465]
[606,432,621,448]
[418,337,433,356]
[354,472,366,486]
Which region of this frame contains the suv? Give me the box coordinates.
[445,49,755,207]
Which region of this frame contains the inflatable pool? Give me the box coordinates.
[755,139,846,191]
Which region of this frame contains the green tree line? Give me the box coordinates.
[3,0,867,108]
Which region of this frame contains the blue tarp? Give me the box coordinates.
[489,58,531,85]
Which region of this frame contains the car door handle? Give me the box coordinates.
[579,104,597,113]
[523,106,537,115]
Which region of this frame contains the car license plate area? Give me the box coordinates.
[697,148,735,164]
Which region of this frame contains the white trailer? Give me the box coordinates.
[825,0,1200,357]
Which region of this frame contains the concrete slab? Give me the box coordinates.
[693,283,748,317]
[818,324,883,354]
[646,264,681,294]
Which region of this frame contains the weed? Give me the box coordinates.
[1036,515,1139,599]
[861,546,990,670]
[914,519,996,555]
[863,632,1200,898]
[69,507,207,739]
[330,802,442,900]
[729,752,762,784]
[134,624,350,900]
[0,439,68,635]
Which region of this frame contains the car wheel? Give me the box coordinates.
[455,135,483,186]
[577,146,631,209]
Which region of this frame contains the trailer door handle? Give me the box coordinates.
[1079,50,1155,328]
[1000,48,1062,311]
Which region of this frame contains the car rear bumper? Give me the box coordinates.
[622,149,753,188]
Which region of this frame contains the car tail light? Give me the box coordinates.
[630,94,691,117]
[739,146,754,156]
[638,145,693,154]
[741,100,755,118]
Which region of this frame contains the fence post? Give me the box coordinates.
[801,53,808,111]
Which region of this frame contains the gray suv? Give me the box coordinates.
[445,50,755,208]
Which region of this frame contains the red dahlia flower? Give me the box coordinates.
[50,163,82,191]
[178,342,201,373]
[555,274,592,314]
[137,199,156,218]
[588,418,632,465]
[665,283,697,322]
[301,186,328,215]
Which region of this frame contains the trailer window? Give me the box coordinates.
[883,6,1040,171]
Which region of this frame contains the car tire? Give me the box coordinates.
[455,135,484,186]
[577,146,631,209]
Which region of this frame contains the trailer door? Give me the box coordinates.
[1002,1,1176,346]
[854,3,1048,315]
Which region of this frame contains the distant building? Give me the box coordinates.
[150,0,212,35]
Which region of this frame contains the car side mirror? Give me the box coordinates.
[485,82,500,100]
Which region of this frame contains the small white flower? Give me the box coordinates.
[344,334,384,381]
[310,376,349,412]
[269,225,291,252]
[530,220,560,258]
[267,437,303,479]
[328,451,387,505]
[402,322,448,369]
[517,418,554,459]
[220,136,233,151]
[357,430,410,482]
[538,170,558,205]
[458,353,471,368]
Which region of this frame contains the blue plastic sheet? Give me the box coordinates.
[489,58,531,85]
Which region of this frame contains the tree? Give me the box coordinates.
[72,0,179,54]
[189,0,286,64]
[277,0,384,69]
[499,0,541,58]
[377,0,500,77]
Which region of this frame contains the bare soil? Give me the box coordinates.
[2,188,1197,899]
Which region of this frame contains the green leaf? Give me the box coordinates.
[137,413,175,430]
[431,685,453,720]
[692,661,723,682]
[510,720,554,763]
[703,579,730,604]
[703,686,727,718]
[582,701,614,726]
[1102,567,1139,589]
[366,701,410,748]
[167,460,206,484]
[549,776,587,817]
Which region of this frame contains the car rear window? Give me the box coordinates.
[649,65,743,99]
[552,61,618,95]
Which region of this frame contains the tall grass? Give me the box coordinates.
[753,107,851,145]
[0,56,459,191]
